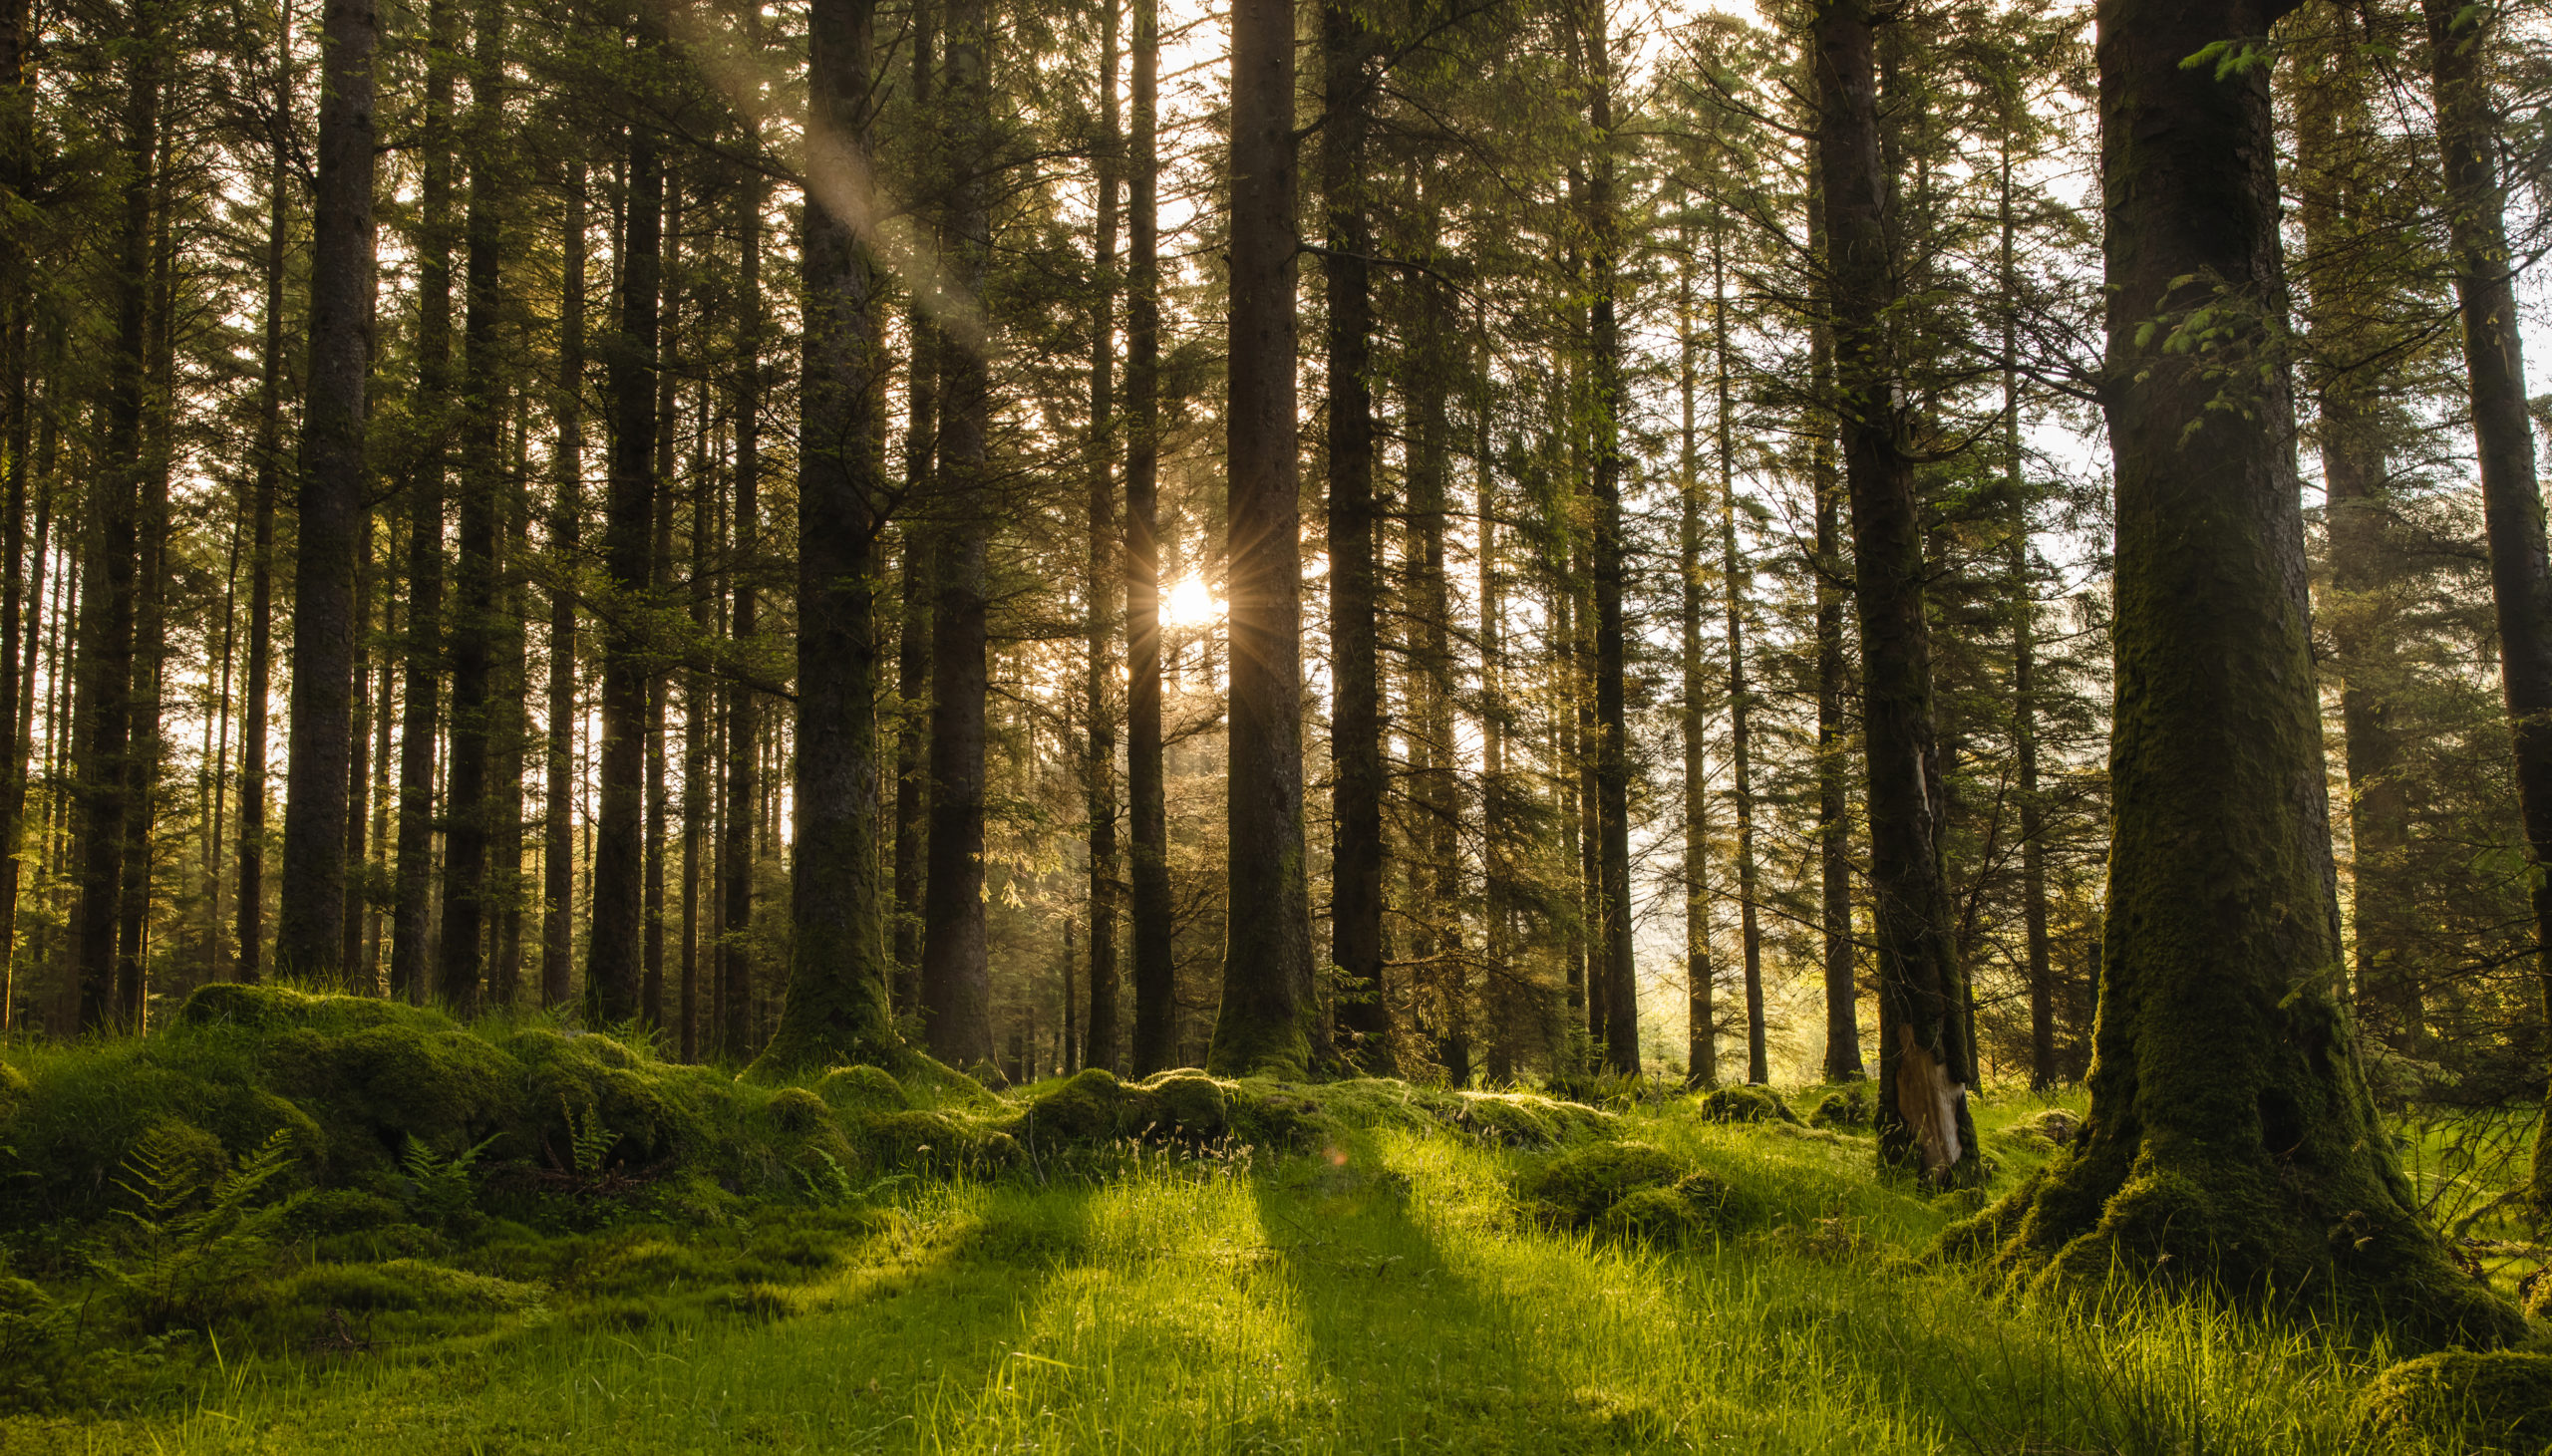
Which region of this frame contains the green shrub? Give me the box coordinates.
[0,1276,70,1411]
[2356,1350,2552,1452]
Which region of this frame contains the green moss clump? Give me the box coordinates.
[765,1088,832,1135]
[269,1259,547,1314]
[1018,1068,1143,1143]
[1139,1070,1230,1138]
[853,1108,1018,1171]
[814,1065,906,1116]
[2522,1269,2550,1323]
[2356,1350,2552,1453]
[1520,1142,1686,1230]
[1808,1082,1876,1131]
[1699,1085,1798,1125]
[1447,1091,1616,1148]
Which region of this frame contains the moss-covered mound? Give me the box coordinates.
[1698,1084,1799,1125]
[2356,1350,2552,1453]
[1008,1070,1616,1155]
[1807,1082,1876,1131]
[0,985,1011,1236]
[1517,1141,1731,1245]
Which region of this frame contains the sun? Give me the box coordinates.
[1164,575,1220,627]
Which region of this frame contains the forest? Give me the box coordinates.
[5,0,2552,1447]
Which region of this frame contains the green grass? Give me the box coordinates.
[6,1084,2531,1454]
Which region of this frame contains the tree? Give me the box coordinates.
[1956,0,2521,1348]
[1123,0,1174,1074]
[1815,0,1974,1182]
[1207,0,1317,1077]
[751,0,907,1078]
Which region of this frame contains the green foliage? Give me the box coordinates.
[397,1135,495,1233]
[2355,1350,2552,1452]
[96,1127,301,1333]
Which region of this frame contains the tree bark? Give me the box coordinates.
[1816,0,1973,1180]
[752,0,909,1078]
[1083,0,1122,1074]
[1582,2,1637,1077]
[1962,0,2519,1347]
[1809,149,1862,1082]
[1322,0,1389,1074]
[1206,0,1318,1078]
[543,160,586,1010]
[889,1,933,1021]
[721,144,763,1060]
[587,50,665,1024]
[1124,0,1174,1076]
[1677,212,1715,1087]
[1709,224,1764,1085]
[919,0,994,1071]
[438,0,506,1013]
[72,12,159,1029]
[392,0,461,1005]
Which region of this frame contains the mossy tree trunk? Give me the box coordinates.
[1963,0,2521,1349]
[751,0,909,1081]
[1124,0,1175,1076]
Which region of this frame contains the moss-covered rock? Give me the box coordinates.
[814,1064,907,1116]
[1445,1091,1617,1148]
[2356,1350,2552,1453]
[268,1258,547,1314]
[1698,1085,1799,1125]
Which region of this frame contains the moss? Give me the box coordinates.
[1140,1070,1230,1138]
[2522,1269,2551,1323]
[1519,1141,1687,1230]
[1808,1083,1876,1131]
[1699,1085,1799,1125]
[1018,1068,1143,1144]
[2356,1350,2552,1453]
[1446,1091,1615,1149]
[268,1259,547,1314]
[280,1189,411,1241]
[765,1088,832,1135]
[813,1065,906,1116]
[853,1108,1018,1171]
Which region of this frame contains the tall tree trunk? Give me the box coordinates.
[1677,212,1715,1087]
[753,0,907,1078]
[1710,223,1764,1085]
[588,57,665,1023]
[1968,0,2519,1348]
[1323,0,1389,1073]
[491,411,528,1006]
[723,146,763,1057]
[1580,1,1636,1077]
[544,159,585,1010]
[919,0,995,1071]
[1083,0,1122,1074]
[72,13,159,1029]
[2418,1,2552,1207]
[644,176,682,1031]
[1411,230,1464,1083]
[1808,151,1861,1082]
[1478,370,1518,1082]
[118,129,179,1023]
[280,0,379,987]
[393,0,461,1004]
[1124,0,1173,1076]
[438,0,505,1013]
[889,1,933,1020]
[682,382,710,1057]
[1998,138,2057,1089]
[1206,0,1317,1078]
[1816,0,1972,1180]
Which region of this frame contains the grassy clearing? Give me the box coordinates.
[6,1066,2536,1455]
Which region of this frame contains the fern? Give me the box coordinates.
[798,1147,858,1206]
[400,1134,497,1229]
[98,1128,301,1331]
[558,1095,619,1177]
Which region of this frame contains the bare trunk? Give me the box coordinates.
[1123,0,1174,1074]
[1084,0,1122,1073]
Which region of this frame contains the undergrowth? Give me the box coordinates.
[1,987,2545,1453]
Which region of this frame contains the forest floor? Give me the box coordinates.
[5,1068,2541,1456]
